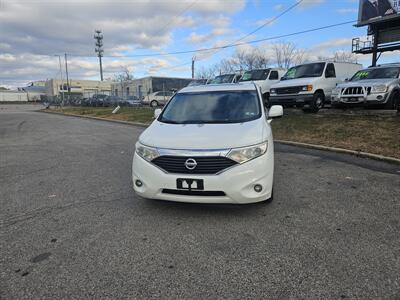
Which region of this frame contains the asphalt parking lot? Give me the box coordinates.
[1,105,399,299]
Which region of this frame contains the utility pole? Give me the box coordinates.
[191,56,196,79]
[94,30,104,81]
[64,53,70,102]
[55,55,65,106]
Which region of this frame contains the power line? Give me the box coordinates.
[227,0,303,47]
[151,0,199,38]
[65,20,356,58]
[203,0,303,60]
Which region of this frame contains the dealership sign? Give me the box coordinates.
[358,0,400,25]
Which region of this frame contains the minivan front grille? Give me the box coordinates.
[151,156,238,174]
[275,86,303,95]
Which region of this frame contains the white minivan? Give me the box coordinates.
[132,83,283,204]
[239,68,286,101]
[269,61,362,112]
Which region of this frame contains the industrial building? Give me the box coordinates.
[0,90,29,102]
[111,76,192,99]
[45,79,113,98]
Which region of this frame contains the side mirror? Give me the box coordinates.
[154,108,162,119]
[344,78,349,82]
[268,105,283,119]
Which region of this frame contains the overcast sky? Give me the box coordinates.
[0,0,399,88]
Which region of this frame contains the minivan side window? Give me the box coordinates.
[269,71,279,80]
[325,63,336,78]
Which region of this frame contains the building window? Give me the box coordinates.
[115,89,118,96]
[126,87,130,96]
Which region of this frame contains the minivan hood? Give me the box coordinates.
[337,78,393,88]
[272,77,319,88]
[139,118,268,150]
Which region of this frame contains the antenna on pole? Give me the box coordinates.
[94,30,104,81]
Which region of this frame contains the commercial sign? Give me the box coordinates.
[358,0,400,25]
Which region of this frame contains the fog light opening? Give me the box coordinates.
[254,184,263,193]
[377,95,383,100]
[135,180,143,187]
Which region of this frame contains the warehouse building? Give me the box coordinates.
[45,79,113,99]
[112,76,192,99]
[0,90,29,102]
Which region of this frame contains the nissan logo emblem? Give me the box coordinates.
[185,158,197,170]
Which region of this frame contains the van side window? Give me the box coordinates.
[269,71,279,80]
[325,63,336,78]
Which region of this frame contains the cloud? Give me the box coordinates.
[186,15,233,45]
[0,0,245,86]
[336,8,358,14]
[298,0,325,8]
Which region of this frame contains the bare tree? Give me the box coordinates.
[333,51,358,63]
[113,67,134,97]
[113,66,134,82]
[273,42,307,69]
[231,47,270,71]
[195,65,219,79]
[318,51,358,63]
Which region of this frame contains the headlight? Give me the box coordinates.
[301,85,313,92]
[332,87,341,95]
[227,142,268,164]
[270,89,276,94]
[135,142,159,161]
[371,85,388,93]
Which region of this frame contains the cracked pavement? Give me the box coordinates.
[1,105,399,299]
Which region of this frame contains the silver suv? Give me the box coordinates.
[331,64,400,111]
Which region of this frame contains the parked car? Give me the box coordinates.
[331,63,400,110]
[142,91,174,107]
[89,94,109,107]
[208,73,241,84]
[187,79,209,86]
[126,96,141,106]
[269,61,362,112]
[104,95,123,106]
[132,83,283,204]
[239,68,286,102]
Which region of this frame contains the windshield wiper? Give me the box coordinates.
[160,119,180,124]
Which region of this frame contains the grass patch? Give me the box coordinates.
[271,111,400,159]
[53,106,154,124]
[49,107,400,159]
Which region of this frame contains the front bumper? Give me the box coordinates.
[131,146,274,204]
[269,94,314,106]
[331,92,389,106]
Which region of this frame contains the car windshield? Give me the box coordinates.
[240,69,270,81]
[159,90,261,124]
[351,67,400,81]
[281,63,326,80]
[209,74,235,84]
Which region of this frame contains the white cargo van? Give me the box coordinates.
[239,68,286,101]
[269,61,362,112]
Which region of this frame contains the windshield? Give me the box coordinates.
[281,63,326,80]
[240,69,270,81]
[351,67,400,81]
[209,74,235,84]
[159,91,261,124]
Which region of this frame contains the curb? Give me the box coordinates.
[38,109,149,128]
[39,109,400,165]
[275,140,400,165]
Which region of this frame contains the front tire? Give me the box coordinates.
[386,90,399,110]
[303,92,324,113]
[150,100,158,108]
